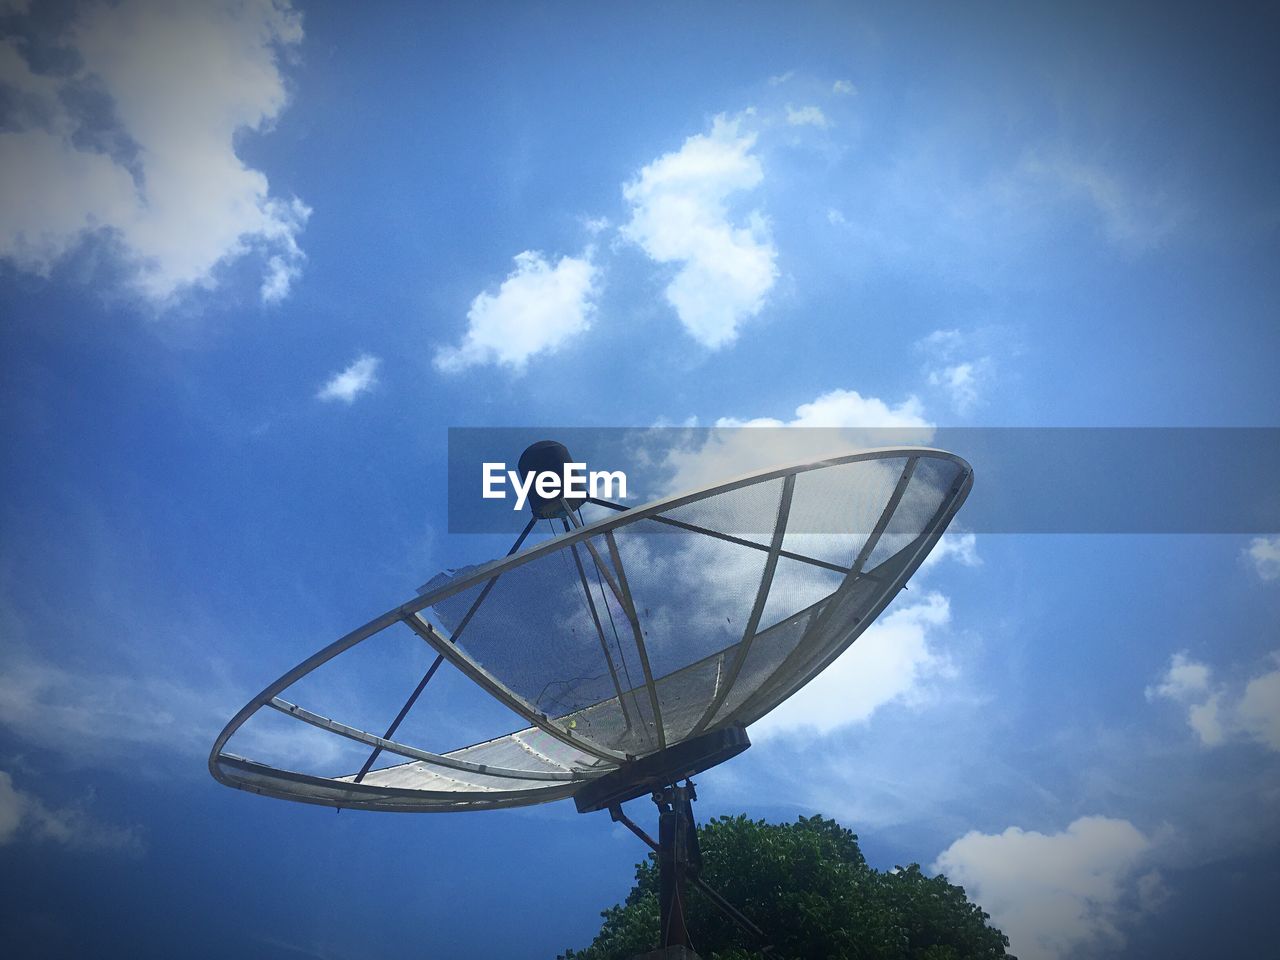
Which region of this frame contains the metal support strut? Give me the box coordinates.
[610,782,772,956]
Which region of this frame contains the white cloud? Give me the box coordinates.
[1145,651,1211,702]
[752,592,952,738]
[932,816,1160,960]
[767,70,794,86]
[918,328,993,416]
[1147,653,1222,747]
[1135,868,1172,914]
[785,104,829,128]
[0,770,143,854]
[0,0,309,304]
[1148,651,1280,752]
[656,387,933,493]
[928,363,980,414]
[0,772,20,843]
[434,250,598,372]
[1237,667,1280,751]
[622,115,777,349]
[1245,536,1280,581]
[316,353,380,404]
[826,207,847,226]
[920,532,981,571]
[1187,693,1226,746]
[719,387,930,431]
[262,245,305,303]
[832,79,856,96]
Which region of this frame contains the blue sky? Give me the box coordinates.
[2,2,1279,958]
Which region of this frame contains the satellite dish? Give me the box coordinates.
[210,443,972,952]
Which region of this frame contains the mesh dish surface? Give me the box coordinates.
[209,448,972,811]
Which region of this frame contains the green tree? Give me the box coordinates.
[558,814,1011,960]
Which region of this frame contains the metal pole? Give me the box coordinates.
[611,783,773,956]
[657,784,694,949]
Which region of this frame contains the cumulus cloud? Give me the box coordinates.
[316,353,380,404]
[932,816,1163,960]
[928,362,982,414]
[918,329,994,416]
[1145,651,1211,702]
[1237,666,1280,751]
[785,104,829,128]
[1245,536,1280,581]
[919,531,981,571]
[622,115,777,349]
[1147,651,1280,752]
[0,0,309,304]
[1186,693,1226,746]
[752,592,952,738]
[659,387,933,495]
[0,770,143,854]
[0,772,19,842]
[719,387,930,431]
[434,250,598,372]
[832,79,856,95]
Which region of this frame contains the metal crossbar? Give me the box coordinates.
[564,519,635,734]
[689,473,795,737]
[585,496,870,577]
[268,697,581,781]
[351,515,539,783]
[605,529,666,752]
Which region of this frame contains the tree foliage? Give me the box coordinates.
[559,814,1011,960]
